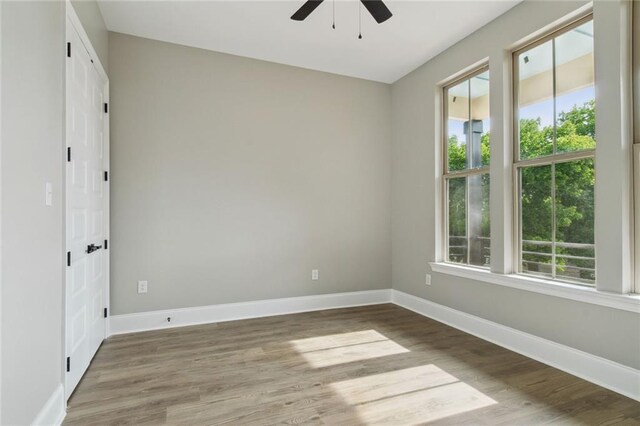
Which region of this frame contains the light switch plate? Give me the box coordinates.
[45,182,53,206]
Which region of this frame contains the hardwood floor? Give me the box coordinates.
[64,304,640,425]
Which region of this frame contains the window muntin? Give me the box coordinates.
[514,16,596,286]
[444,68,490,267]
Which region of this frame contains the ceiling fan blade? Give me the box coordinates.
[361,0,392,24]
[291,0,324,21]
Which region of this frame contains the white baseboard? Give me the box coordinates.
[109,289,393,335]
[391,289,640,401]
[32,383,65,426]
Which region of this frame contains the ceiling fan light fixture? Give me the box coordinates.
[290,0,392,25]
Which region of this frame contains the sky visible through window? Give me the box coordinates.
[448,86,595,144]
[520,86,595,127]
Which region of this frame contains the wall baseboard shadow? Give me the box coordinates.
[32,383,66,426]
[391,290,640,402]
[107,288,639,403]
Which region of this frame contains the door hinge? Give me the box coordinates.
[67,42,71,58]
[66,356,71,372]
[67,147,71,162]
[104,308,108,318]
[104,239,108,250]
[104,171,108,181]
[104,103,108,114]
[67,251,71,267]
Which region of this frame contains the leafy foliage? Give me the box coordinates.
[447,100,596,281]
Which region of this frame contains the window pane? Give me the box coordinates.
[520,165,552,278]
[444,68,490,268]
[447,176,467,263]
[555,159,595,285]
[520,160,595,285]
[555,21,595,154]
[518,41,554,160]
[447,80,469,172]
[468,173,490,267]
[470,71,490,169]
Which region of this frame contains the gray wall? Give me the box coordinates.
[391,0,640,370]
[109,33,391,315]
[0,1,65,424]
[71,0,108,70]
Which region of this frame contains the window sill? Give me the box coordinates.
[429,262,640,313]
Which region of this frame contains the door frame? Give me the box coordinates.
[64,1,110,399]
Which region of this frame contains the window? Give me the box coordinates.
[443,67,490,267]
[514,16,596,286]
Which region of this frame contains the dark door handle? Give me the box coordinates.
[87,243,103,254]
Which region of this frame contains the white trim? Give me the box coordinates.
[0,3,3,421]
[391,289,640,401]
[31,384,65,426]
[109,290,393,335]
[103,82,110,337]
[593,0,634,294]
[634,144,640,294]
[430,262,640,313]
[65,1,107,82]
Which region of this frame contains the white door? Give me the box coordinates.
[65,18,108,399]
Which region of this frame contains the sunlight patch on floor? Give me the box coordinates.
[289,330,409,368]
[290,330,390,352]
[328,365,497,425]
[329,364,458,404]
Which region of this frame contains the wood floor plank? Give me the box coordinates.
[64,304,640,425]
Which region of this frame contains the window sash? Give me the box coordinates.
[444,172,491,267]
[442,66,491,268]
[512,13,594,163]
[443,65,490,176]
[514,154,596,285]
[512,14,596,286]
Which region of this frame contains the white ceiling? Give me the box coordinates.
[98,0,521,83]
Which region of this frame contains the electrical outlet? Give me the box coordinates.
[312,269,319,281]
[137,280,148,294]
[425,274,432,286]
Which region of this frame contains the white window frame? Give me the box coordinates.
[432,3,640,310]
[512,14,596,287]
[633,0,640,294]
[442,65,491,269]
[635,145,640,294]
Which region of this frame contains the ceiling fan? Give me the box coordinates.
[291,0,393,24]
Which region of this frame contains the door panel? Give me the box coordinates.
[65,17,108,400]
